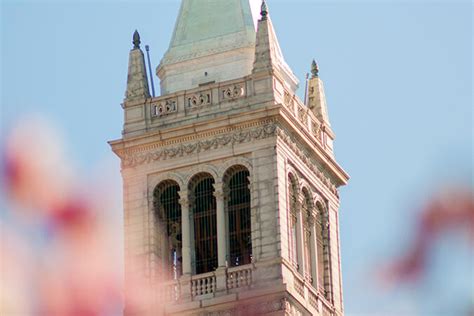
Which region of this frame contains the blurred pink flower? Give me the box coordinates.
[0,116,132,315]
[382,186,473,283]
[2,116,73,215]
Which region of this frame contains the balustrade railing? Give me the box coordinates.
[308,290,318,310]
[159,264,333,316]
[227,265,252,290]
[191,272,216,298]
[283,91,324,145]
[147,80,247,121]
[294,276,305,298]
[151,98,177,118]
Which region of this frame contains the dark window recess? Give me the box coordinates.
[227,169,252,267]
[153,181,182,280]
[193,176,218,274]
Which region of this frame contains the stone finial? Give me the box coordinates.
[133,30,141,49]
[261,0,268,20]
[311,59,319,78]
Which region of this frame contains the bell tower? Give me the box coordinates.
[110,1,349,315]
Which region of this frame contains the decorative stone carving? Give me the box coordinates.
[151,98,177,117]
[178,197,189,207]
[297,105,308,125]
[221,84,245,100]
[276,127,339,197]
[213,189,225,200]
[187,91,212,108]
[118,122,338,197]
[120,123,277,168]
[284,91,295,111]
[311,120,322,140]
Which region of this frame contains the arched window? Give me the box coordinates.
[316,202,331,300]
[301,189,313,282]
[189,173,217,274]
[153,180,182,280]
[288,174,299,268]
[224,166,252,267]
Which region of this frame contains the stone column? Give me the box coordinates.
[213,182,227,268]
[178,191,191,275]
[213,182,228,294]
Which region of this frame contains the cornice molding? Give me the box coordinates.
[116,119,339,196]
[118,121,277,168]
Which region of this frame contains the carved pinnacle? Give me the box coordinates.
[261,0,268,20]
[133,30,141,49]
[311,59,319,78]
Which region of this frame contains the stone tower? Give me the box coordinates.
[109,1,349,315]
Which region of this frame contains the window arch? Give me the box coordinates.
[153,180,182,280]
[316,201,331,300]
[288,174,299,268]
[189,173,217,274]
[224,165,252,267]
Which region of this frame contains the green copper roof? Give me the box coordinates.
[162,0,256,65]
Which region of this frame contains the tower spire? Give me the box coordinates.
[125,30,150,102]
[307,59,330,125]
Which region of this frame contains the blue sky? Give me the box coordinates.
[1,0,472,315]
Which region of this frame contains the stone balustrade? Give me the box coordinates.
[191,272,216,298]
[226,265,253,290]
[160,264,256,304]
[289,267,336,315]
[308,289,319,310]
[124,76,334,152]
[294,275,305,297]
[150,98,178,118]
[145,80,247,122]
[283,90,326,146]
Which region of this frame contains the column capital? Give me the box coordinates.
[178,190,190,206]
[178,189,188,198]
[213,189,225,200]
[213,181,226,200]
[212,180,224,190]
